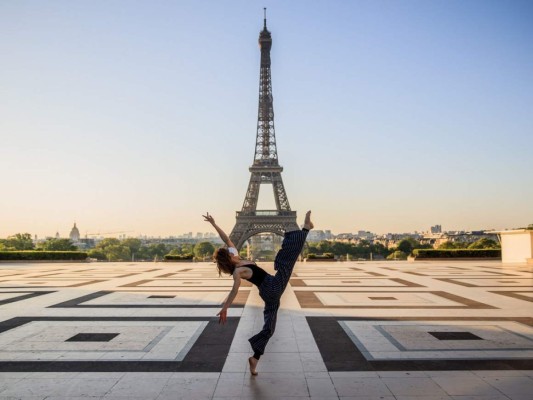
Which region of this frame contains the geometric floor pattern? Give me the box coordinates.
[0,260,531,399]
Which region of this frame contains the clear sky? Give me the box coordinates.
[1,0,532,238]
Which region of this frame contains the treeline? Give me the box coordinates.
[385,238,431,261]
[0,251,87,261]
[305,240,391,260]
[306,237,500,261]
[87,239,217,262]
[437,238,500,250]
[0,234,76,251]
[387,237,500,260]
[0,233,219,262]
[2,232,501,262]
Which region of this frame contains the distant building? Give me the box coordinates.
[69,223,80,242]
[357,230,375,240]
[430,225,442,234]
[441,231,497,245]
[78,238,96,249]
[248,233,282,261]
[335,233,355,243]
[376,233,423,249]
[307,230,327,242]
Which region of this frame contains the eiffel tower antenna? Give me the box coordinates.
[229,12,298,250]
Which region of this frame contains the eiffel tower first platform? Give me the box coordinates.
[229,11,299,250]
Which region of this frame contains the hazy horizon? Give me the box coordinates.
[1,1,532,239]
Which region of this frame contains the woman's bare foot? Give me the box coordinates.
[303,210,314,230]
[248,356,258,376]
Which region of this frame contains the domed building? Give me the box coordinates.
[69,223,80,242]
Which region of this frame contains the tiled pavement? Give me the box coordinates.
[0,260,531,399]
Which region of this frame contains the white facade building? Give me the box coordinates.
[495,229,533,264]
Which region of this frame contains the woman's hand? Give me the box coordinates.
[217,308,227,325]
[202,212,215,225]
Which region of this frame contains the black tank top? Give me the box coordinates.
[242,263,267,287]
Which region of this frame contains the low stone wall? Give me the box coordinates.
[0,260,89,263]
[408,256,501,262]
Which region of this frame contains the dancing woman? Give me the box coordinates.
[203,211,313,375]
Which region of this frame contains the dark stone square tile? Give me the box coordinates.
[428,331,483,340]
[308,316,533,371]
[369,297,397,300]
[66,333,119,342]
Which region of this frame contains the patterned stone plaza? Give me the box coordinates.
[0,260,531,399]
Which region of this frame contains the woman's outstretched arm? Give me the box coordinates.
[217,270,241,324]
[203,212,236,248]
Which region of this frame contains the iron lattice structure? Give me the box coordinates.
[229,13,298,250]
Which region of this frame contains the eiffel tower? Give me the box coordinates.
[229,10,299,250]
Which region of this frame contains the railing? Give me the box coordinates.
[237,210,296,217]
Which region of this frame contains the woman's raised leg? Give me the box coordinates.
[273,211,313,288]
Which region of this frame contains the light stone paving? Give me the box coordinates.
[0,260,531,399]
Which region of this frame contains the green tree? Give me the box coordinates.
[305,240,392,259]
[105,244,131,261]
[167,247,182,256]
[133,245,150,260]
[122,238,142,253]
[370,242,391,258]
[332,241,350,255]
[194,242,215,260]
[146,243,171,260]
[87,249,107,261]
[37,238,77,251]
[165,244,194,258]
[167,243,195,257]
[96,238,121,249]
[180,243,194,254]
[317,241,333,254]
[1,233,34,250]
[396,238,418,255]
[93,238,129,261]
[468,238,500,249]
[122,238,142,260]
[307,243,319,256]
[438,241,454,249]
[359,239,370,247]
[438,241,466,249]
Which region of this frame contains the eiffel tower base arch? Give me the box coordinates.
[229,211,299,250]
